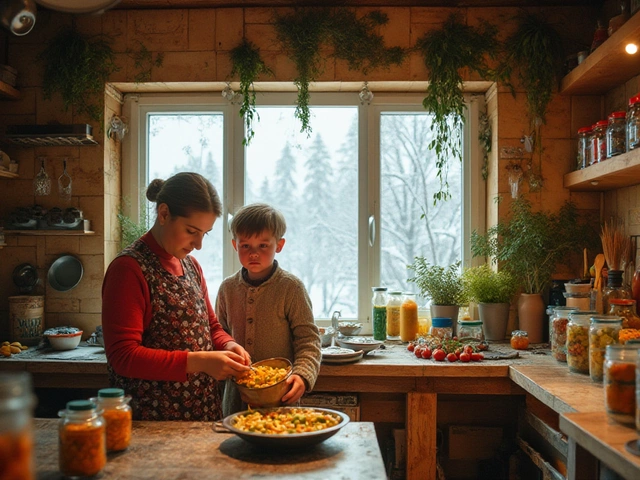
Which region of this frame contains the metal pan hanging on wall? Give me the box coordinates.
[47,255,83,292]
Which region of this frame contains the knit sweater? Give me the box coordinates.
[215,265,321,414]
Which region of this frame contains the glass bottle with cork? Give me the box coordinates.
[386,291,402,341]
[399,293,419,343]
[371,287,388,341]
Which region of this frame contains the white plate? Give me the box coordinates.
[336,337,383,355]
[322,349,364,364]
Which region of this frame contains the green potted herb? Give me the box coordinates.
[462,265,517,340]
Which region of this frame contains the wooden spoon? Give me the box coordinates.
[594,254,605,290]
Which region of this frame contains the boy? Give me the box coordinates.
[215,203,321,415]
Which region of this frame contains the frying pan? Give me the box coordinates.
[12,263,38,293]
[47,255,83,292]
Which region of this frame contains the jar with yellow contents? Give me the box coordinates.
[91,388,132,452]
[58,400,106,478]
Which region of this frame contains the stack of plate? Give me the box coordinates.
[336,337,383,355]
[321,346,364,365]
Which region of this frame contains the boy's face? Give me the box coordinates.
[232,230,285,281]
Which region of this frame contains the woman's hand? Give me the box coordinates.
[281,374,306,405]
[223,341,252,366]
[186,351,250,381]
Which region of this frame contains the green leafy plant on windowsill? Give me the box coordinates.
[462,264,517,304]
[117,197,150,250]
[415,14,503,204]
[40,27,119,123]
[230,39,273,146]
[408,259,467,306]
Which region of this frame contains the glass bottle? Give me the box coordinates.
[589,315,622,382]
[627,94,640,150]
[577,126,592,169]
[372,287,388,341]
[385,291,402,341]
[591,120,608,164]
[417,301,431,337]
[604,344,639,426]
[429,317,453,341]
[399,293,419,343]
[608,299,640,329]
[457,320,483,341]
[567,311,596,374]
[550,306,579,362]
[606,111,627,158]
[0,372,35,480]
[91,388,132,452]
[603,270,632,315]
[58,400,106,478]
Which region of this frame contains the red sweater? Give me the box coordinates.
[102,232,234,382]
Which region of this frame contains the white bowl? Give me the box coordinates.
[336,337,383,355]
[338,322,362,336]
[44,328,83,351]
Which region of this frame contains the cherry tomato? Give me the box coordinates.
[471,352,483,362]
[459,352,471,362]
[446,352,458,362]
[414,347,424,358]
[463,345,474,355]
[407,343,415,352]
[454,348,462,358]
[433,349,446,361]
[422,348,432,359]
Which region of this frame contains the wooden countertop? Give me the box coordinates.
[34,418,385,479]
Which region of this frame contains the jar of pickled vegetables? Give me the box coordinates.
[58,400,106,478]
[510,330,529,350]
[0,372,35,480]
[371,287,388,341]
[551,306,579,362]
[604,344,640,426]
[429,317,453,342]
[400,293,419,342]
[91,388,132,452]
[628,94,640,151]
[566,311,595,374]
[458,320,483,341]
[608,299,640,329]
[589,315,622,382]
[386,291,402,341]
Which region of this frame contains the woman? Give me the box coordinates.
[102,172,251,421]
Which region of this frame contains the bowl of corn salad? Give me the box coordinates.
[233,357,293,407]
[222,406,350,448]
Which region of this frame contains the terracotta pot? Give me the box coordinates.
[518,293,545,343]
[430,305,460,336]
[478,303,510,341]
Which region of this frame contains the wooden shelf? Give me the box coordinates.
[561,12,640,95]
[0,170,18,179]
[0,80,20,100]
[4,230,95,236]
[564,148,640,191]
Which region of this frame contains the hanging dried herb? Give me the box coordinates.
[230,39,273,145]
[128,42,164,84]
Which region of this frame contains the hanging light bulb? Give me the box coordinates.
[359,82,374,105]
[222,82,237,103]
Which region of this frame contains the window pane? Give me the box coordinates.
[245,107,359,319]
[379,113,462,294]
[147,113,224,296]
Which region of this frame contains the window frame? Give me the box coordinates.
[122,91,485,330]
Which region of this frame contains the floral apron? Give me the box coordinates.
[108,239,221,421]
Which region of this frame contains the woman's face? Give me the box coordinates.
[157,204,216,259]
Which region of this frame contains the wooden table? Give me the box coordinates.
[34,418,386,479]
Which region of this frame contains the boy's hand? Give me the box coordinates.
[281,374,306,404]
[223,341,252,366]
[186,351,250,381]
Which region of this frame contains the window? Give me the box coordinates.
[123,92,484,330]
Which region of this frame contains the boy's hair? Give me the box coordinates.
[231,203,287,240]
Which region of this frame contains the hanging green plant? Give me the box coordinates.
[479,111,491,181]
[416,14,502,203]
[128,42,164,84]
[40,27,119,123]
[230,39,273,145]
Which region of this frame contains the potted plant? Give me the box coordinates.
[462,265,517,340]
[408,259,466,333]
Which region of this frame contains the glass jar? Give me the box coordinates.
[606,111,627,158]
[627,94,640,150]
[608,298,640,329]
[577,126,592,169]
[563,291,592,311]
[589,315,622,382]
[429,317,453,341]
[591,120,608,164]
[510,330,529,350]
[550,306,579,362]
[58,400,106,478]
[371,287,388,341]
[604,344,639,426]
[458,320,483,341]
[417,303,431,337]
[399,293,419,343]
[567,311,595,374]
[0,372,35,480]
[91,388,132,452]
[603,270,632,315]
[386,291,402,341]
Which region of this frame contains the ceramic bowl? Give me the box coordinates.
[336,337,383,355]
[564,282,592,294]
[44,327,83,351]
[338,322,362,336]
[318,327,336,347]
[233,357,292,408]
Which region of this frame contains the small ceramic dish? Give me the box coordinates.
[44,326,83,351]
[336,337,383,355]
[338,322,362,336]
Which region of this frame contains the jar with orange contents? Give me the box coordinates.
[58,400,106,478]
[510,330,529,350]
[0,372,36,480]
[91,388,132,452]
[604,344,640,426]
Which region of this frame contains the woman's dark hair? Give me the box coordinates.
[146,172,222,218]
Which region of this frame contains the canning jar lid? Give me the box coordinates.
[609,299,636,305]
[629,94,640,105]
[66,400,96,411]
[98,388,125,398]
[578,126,592,134]
[589,315,622,323]
[458,320,482,326]
[608,111,626,119]
[594,120,609,129]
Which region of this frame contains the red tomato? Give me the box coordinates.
[407,343,415,352]
[414,347,424,358]
[433,349,446,361]
[454,348,462,358]
[463,345,474,355]
[459,352,471,362]
[471,352,483,362]
[421,348,432,359]
[446,352,458,362]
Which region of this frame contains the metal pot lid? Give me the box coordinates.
[47,255,83,292]
[12,263,38,293]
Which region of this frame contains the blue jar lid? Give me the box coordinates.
[432,317,452,328]
[98,388,124,398]
[66,400,96,411]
